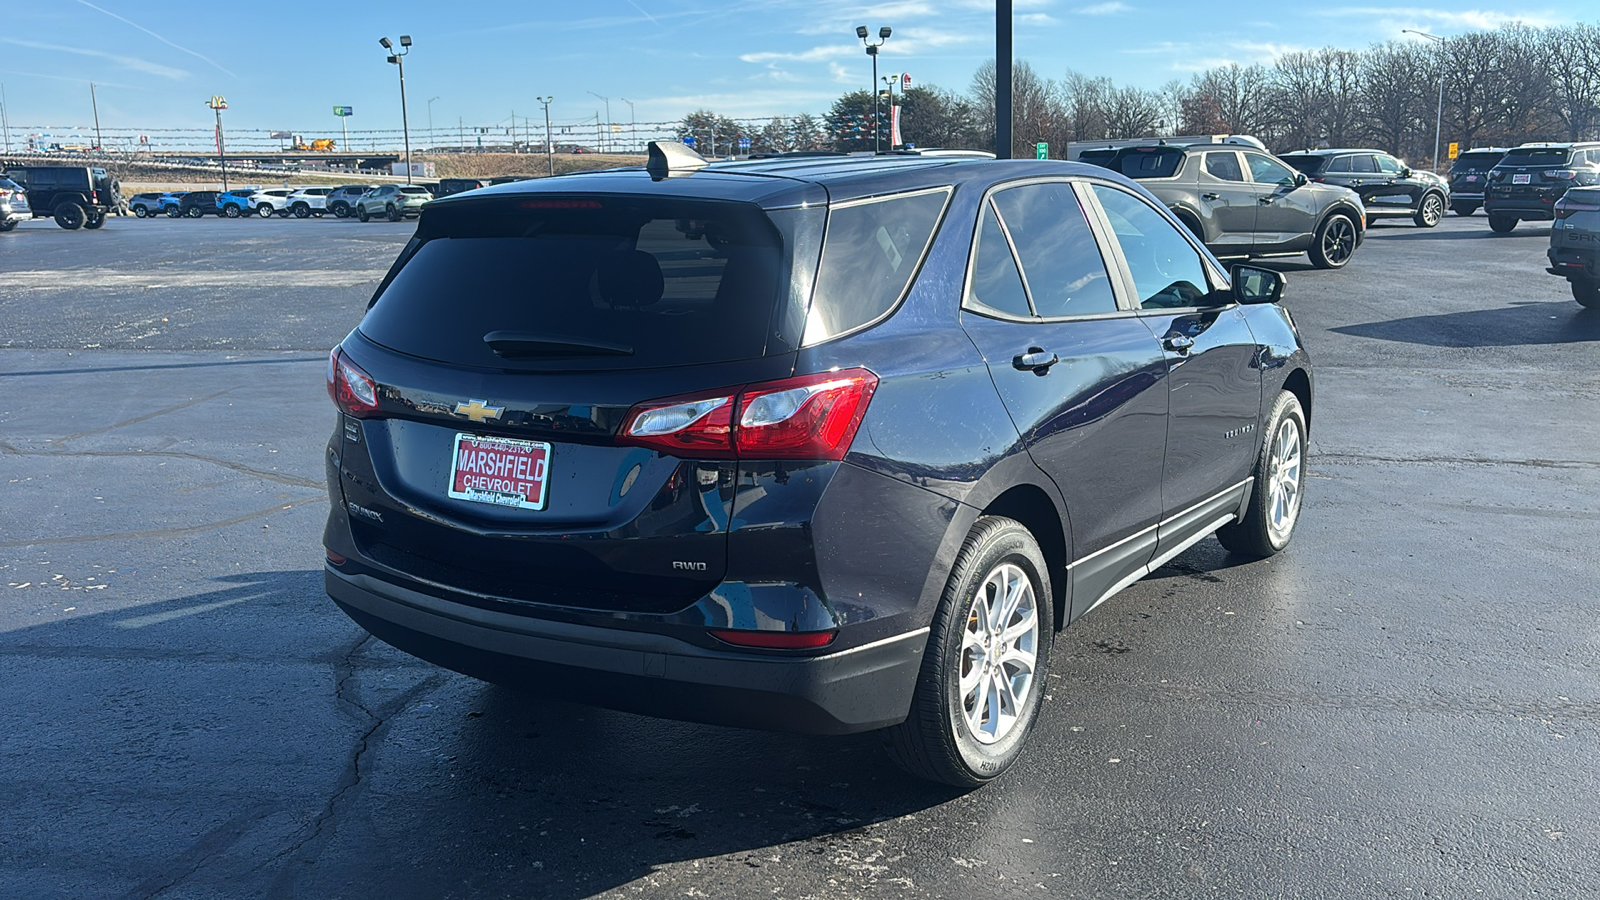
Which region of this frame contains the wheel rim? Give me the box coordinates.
[1422,195,1441,225]
[259,205,272,217]
[959,562,1038,745]
[1266,417,1303,543]
[1323,218,1354,264]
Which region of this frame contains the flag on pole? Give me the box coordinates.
[890,106,902,149]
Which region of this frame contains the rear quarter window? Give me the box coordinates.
[803,188,949,345]
[1114,149,1185,179]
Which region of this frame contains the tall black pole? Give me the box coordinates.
[90,82,103,152]
[996,0,1012,159]
[215,107,228,191]
[871,48,880,154]
[396,55,412,184]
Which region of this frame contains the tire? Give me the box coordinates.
[292,204,310,218]
[357,205,370,222]
[53,202,86,230]
[1308,213,1356,269]
[385,203,401,222]
[133,206,149,218]
[1413,193,1443,228]
[1573,277,1600,309]
[1217,391,1307,559]
[83,211,106,230]
[224,204,241,218]
[1488,214,1517,234]
[257,204,274,218]
[1452,203,1478,217]
[166,206,181,218]
[0,219,17,232]
[331,203,349,218]
[882,516,1054,787]
[186,206,202,218]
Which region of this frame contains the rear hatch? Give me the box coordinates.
[1449,152,1504,194]
[336,192,822,612]
[1489,148,1576,199]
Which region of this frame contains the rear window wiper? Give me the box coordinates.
[483,331,635,359]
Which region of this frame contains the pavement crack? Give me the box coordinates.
[47,388,237,443]
[0,496,325,547]
[116,802,279,900]
[263,635,448,898]
[0,441,323,490]
[1314,451,1600,470]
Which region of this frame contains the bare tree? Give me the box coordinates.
[1102,85,1164,139]
[1361,41,1431,155]
[1544,23,1600,140]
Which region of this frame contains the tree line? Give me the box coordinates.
[678,21,1600,167]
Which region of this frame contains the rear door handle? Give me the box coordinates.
[1162,334,1194,354]
[1202,192,1221,201]
[1013,348,1059,372]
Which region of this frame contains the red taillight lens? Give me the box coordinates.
[326,348,380,417]
[617,368,878,461]
[709,629,837,650]
[325,549,347,565]
[1545,169,1578,180]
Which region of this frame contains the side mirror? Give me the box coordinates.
[1400,166,1413,178]
[1293,172,1309,188]
[1230,264,1284,305]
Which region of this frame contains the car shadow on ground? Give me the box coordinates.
[1331,299,1600,347]
[3,571,963,899]
[1364,224,1553,240]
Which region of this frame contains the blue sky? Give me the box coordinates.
[0,0,1587,141]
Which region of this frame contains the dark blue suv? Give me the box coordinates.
[323,144,1313,786]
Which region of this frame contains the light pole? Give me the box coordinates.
[1404,29,1446,171]
[588,91,611,153]
[855,26,891,153]
[207,95,229,191]
[538,96,554,176]
[882,73,907,149]
[619,97,636,153]
[90,82,103,152]
[379,34,414,183]
[427,95,439,151]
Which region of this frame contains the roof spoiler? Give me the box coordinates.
[647,141,708,180]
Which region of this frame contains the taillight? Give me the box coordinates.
[1545,169,1578,180]
[710,629,837,650]
[618,368,878,461]
[1556,199,1600,220]
[326,347,380,417]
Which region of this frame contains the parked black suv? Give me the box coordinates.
[1279,149,1450,227]
[1484,142,1600,233]
[3,166,120,230]
[1445,148,1508,216]
[177,190,222,217]
[434,177,490,198]
[322,144,1314,786]
[1084,143,1367,268]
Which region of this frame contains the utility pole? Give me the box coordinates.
[1,83,12,153]
[537,96,554,176]
[427,95,439,150]
[588,91,610,152]
[207,95,229,191]
[90,82,103,152]
[996,0,1012,159]
[1404,29,1447,171]
[619,97,636,152]
[459,116,464,153]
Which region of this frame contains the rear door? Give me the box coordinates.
[958,179,1170,617]
[1196,150,1259,251]
[1368,154,1420,213]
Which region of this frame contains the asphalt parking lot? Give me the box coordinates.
[2,211,1597,898]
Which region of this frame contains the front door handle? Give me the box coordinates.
[1013,348,1059,373]
[1258,196,1276,204]
[1162,334,1195,354]
[1202,192,1221,201]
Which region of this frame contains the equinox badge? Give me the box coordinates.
[455,399,504,423]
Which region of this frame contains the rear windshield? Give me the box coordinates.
[1500,148,1571,166]
[1113,148,1185,179]
[360,197,819,371]
[1280,155,1325,174]
[1452,152,1503,169]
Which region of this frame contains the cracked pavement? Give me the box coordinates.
[1,213,1598,898]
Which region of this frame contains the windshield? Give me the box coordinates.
[1500,148,1571,167]
[1452,153,1503,169]
[1280,156,1325,174]
[361,197,817,371]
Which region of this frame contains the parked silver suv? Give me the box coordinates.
[1549,185,1600,308]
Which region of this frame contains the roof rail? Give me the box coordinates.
[646,141,708,180]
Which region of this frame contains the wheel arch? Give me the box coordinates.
[1281,367,1313,436]
[979,484,1070,631]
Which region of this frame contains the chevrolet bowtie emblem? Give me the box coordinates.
[454,399,504,423]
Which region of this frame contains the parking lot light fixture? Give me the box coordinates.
[538,96,554,176]
[380,35,414,184]
[588,91,611,153]
[857,25,892,153]
[1403,29,1446,172]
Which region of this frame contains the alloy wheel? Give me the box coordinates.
[1266,416,1303,544]
[958,562,1039,745]
[1322,218,1354,265]
[1420,195,1442,226]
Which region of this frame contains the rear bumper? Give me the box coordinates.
[326,566,927,735]
[1485,196,1560,219]
[1548,245,1598,279]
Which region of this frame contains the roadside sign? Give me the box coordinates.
[738,137,751,150]
[1448,142,1459,159]
[1035,142,1048,160]
[683,136,696,147]
[333,106,353,117]
[902,73,912,88]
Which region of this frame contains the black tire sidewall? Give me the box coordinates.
[1311,214,1353,269]
[930,518,1054,783]
[1221,391,1307,557]
[54,203,86,229]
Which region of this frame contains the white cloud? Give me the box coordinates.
[741,45,856,64]
[1122,38,1307,71]
[1019,13,1060,25]
[0,38,189,80]
[1327,6,1564,30]
[1075,2,1131,15]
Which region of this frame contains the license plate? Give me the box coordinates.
[447,433,551,510]
[1513,174,1531,184]
[1465,175,1478,182]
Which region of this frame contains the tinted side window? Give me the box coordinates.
[1116,148,1185,179]
[992,183,1117,318]
[1348,155,1377,173]
[1089,185,1212,311]
[1247,154,1297,186]
[1327,156,1354,174]
[806,188,948,344]
[965,201,1031,318]
[1204,152,1244,182]
[1374,155,1402,175]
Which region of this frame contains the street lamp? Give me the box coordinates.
[856,25,891,153]
[537,95,554,176]
[379,34,414,183]
[1404,29,1446,171]
[619,97,636,153]
[882,73,908,150]
[427,95,439,151]
[588,91,611,153]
